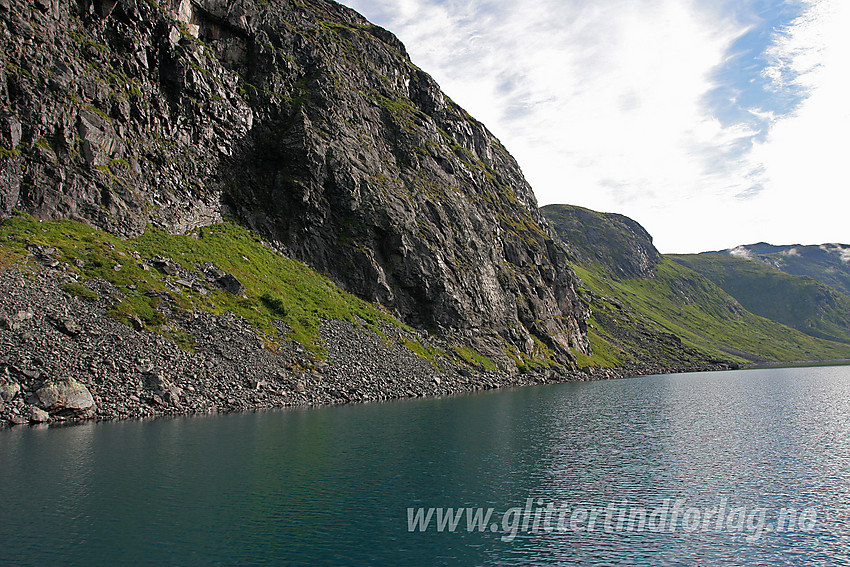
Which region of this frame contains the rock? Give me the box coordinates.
[0,380,20,402]
[55,316,82,337]
[35,378,97,419]
[29,406,50,423]
[0,156,21,216]
[215,274,245,296]
[21,368,40,380]
[199,263,226,280]
[150,257,180,276]
[145,372,182,404]
[49,61,75,92]
[93,0,119,19]
[128,315,144,331]
[0,113,21,150]
[14,310,33,322]
[77,109,124,166]
[0,314,17,331]
[27,245,59,267]
[8,414,28,426]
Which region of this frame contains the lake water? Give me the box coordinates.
[2,366,850,566]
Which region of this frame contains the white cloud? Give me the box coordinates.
[730,245,754,258]
[739,0,850,251]
[340,0,848,252]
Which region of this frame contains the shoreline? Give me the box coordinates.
[742,359,850,370]
[0,265,733,428]
[1,361,735,429]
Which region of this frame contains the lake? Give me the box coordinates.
[2,366,849,566]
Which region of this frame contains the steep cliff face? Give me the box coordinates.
[0,0,588,363]
[541,204,661,279]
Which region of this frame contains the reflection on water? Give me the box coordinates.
[1,366,850,565]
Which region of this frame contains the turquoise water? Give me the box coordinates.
[2,366,850,565]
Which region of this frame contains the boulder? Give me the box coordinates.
[8,414,28,426]
[55,316,82,337]
[29,406,50,423]
[198,262,226,279]
[0,314,17,331]
[215,273,245,296]
[144,372,183,404]
[35,378,97,418]
[150,256,180,276]
[0,379,20,402]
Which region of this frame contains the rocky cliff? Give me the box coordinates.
[0,0,589,364]
[541,204,661,279]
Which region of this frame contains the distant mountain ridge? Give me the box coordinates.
[673,253,850,345]
[541,205,850,367]
[702,243,850,297]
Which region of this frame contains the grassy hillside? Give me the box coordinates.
[542,204,850,368]
[0,213,404,358]
[672,254,850,345]
[1,214,560,373]
[704,244,850,297]
[574,259,850,365]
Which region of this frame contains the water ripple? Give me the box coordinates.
[1,366,849,565]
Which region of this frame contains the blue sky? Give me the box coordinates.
[339,0,849,252]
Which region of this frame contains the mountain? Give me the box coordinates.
[672,253,850,345]
[2,0,847,426]
[540,204,660,279]
[541,205,850,366]
[702,243,850,297]
[0,0,588,366]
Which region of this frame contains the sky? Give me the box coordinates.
[337,0,849,253]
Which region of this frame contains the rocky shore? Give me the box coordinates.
[0,260,732,428]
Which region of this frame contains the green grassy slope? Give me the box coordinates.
[574,259,850,365]
[0,214,406,359]
[541,204,850,367]
[705,244,850,297]
[0,214,604,374]
[671,254,850,345]
[0,213,569,375]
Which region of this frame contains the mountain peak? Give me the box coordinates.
[540,204,661,279]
